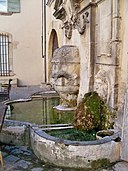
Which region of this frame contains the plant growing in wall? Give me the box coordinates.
[73,92,115,131]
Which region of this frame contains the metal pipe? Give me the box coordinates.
[42,0,47,83]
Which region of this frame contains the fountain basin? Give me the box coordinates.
[30,126,121,169]
[5,96,74,125]
[96,129,119,140]
[0,118,121,169]
[0,92,121,170]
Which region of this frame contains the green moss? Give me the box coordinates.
[91,159,111,169]
[73,92,115,131]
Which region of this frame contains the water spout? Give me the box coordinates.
[51,45,80,110]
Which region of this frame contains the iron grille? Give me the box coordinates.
[0,33,10,76]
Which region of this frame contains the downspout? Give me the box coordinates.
[42,0,47,83]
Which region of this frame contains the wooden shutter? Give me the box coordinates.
[0,0,7,12]
[8,0,20,13]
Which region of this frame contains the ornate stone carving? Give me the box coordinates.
[62,21,72,39]
[53,0,89,39]
[76,12,89,34]
[54,0,63,10]
[51,45,80,107]
[94,70,111,103]
[53,6,66,20]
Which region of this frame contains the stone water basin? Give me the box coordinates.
[31,125,121,170]
[0,119,121,170]
[0,92,121,170]
[5,96,74,125]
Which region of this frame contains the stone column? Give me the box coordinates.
[120,0,128,161]
[121,63,128,161]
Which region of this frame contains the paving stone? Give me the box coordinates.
[31,168,44,171]
[4,154,20,163]
[19,146,28,151]
[112,161,128,171]
[11,148,23,155]
[2,151,8,157]
[4,163,19,171]
[23,151,32,156]
[4,145,12,152]
[16,159,32,169]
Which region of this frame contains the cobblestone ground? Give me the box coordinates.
[0,144,64,171]
[1,145,93,171]
[1,143,128,171]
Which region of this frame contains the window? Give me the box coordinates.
[0,33,10,76]
[0,0,20,13]
[0,0,7,12]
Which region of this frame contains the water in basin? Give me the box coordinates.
[6,97,74,125]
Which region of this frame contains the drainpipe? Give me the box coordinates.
[42,0,47,83]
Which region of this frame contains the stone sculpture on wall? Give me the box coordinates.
[53,0,89,39]
[71,11,89,38]
[94,70,111,104]
[51,45,80,108]
[61,20,72,39]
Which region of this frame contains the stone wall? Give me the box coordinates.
[120,0,128,161]
[46,0,127,135]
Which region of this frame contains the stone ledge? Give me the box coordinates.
[31,127,121,146]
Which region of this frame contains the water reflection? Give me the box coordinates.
[6,97,74,125]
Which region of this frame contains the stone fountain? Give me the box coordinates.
[51,45,80,111]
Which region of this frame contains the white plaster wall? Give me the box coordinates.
[0,0,44,86]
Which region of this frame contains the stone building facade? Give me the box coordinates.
[46,0,128,161]
[0,0,44,86]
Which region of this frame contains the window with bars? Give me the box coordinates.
[0,33,10,76]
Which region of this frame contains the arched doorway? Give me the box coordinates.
[47,29,59,82]
[51,29,59,55]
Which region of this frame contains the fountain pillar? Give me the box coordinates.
[51,45,80,110]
